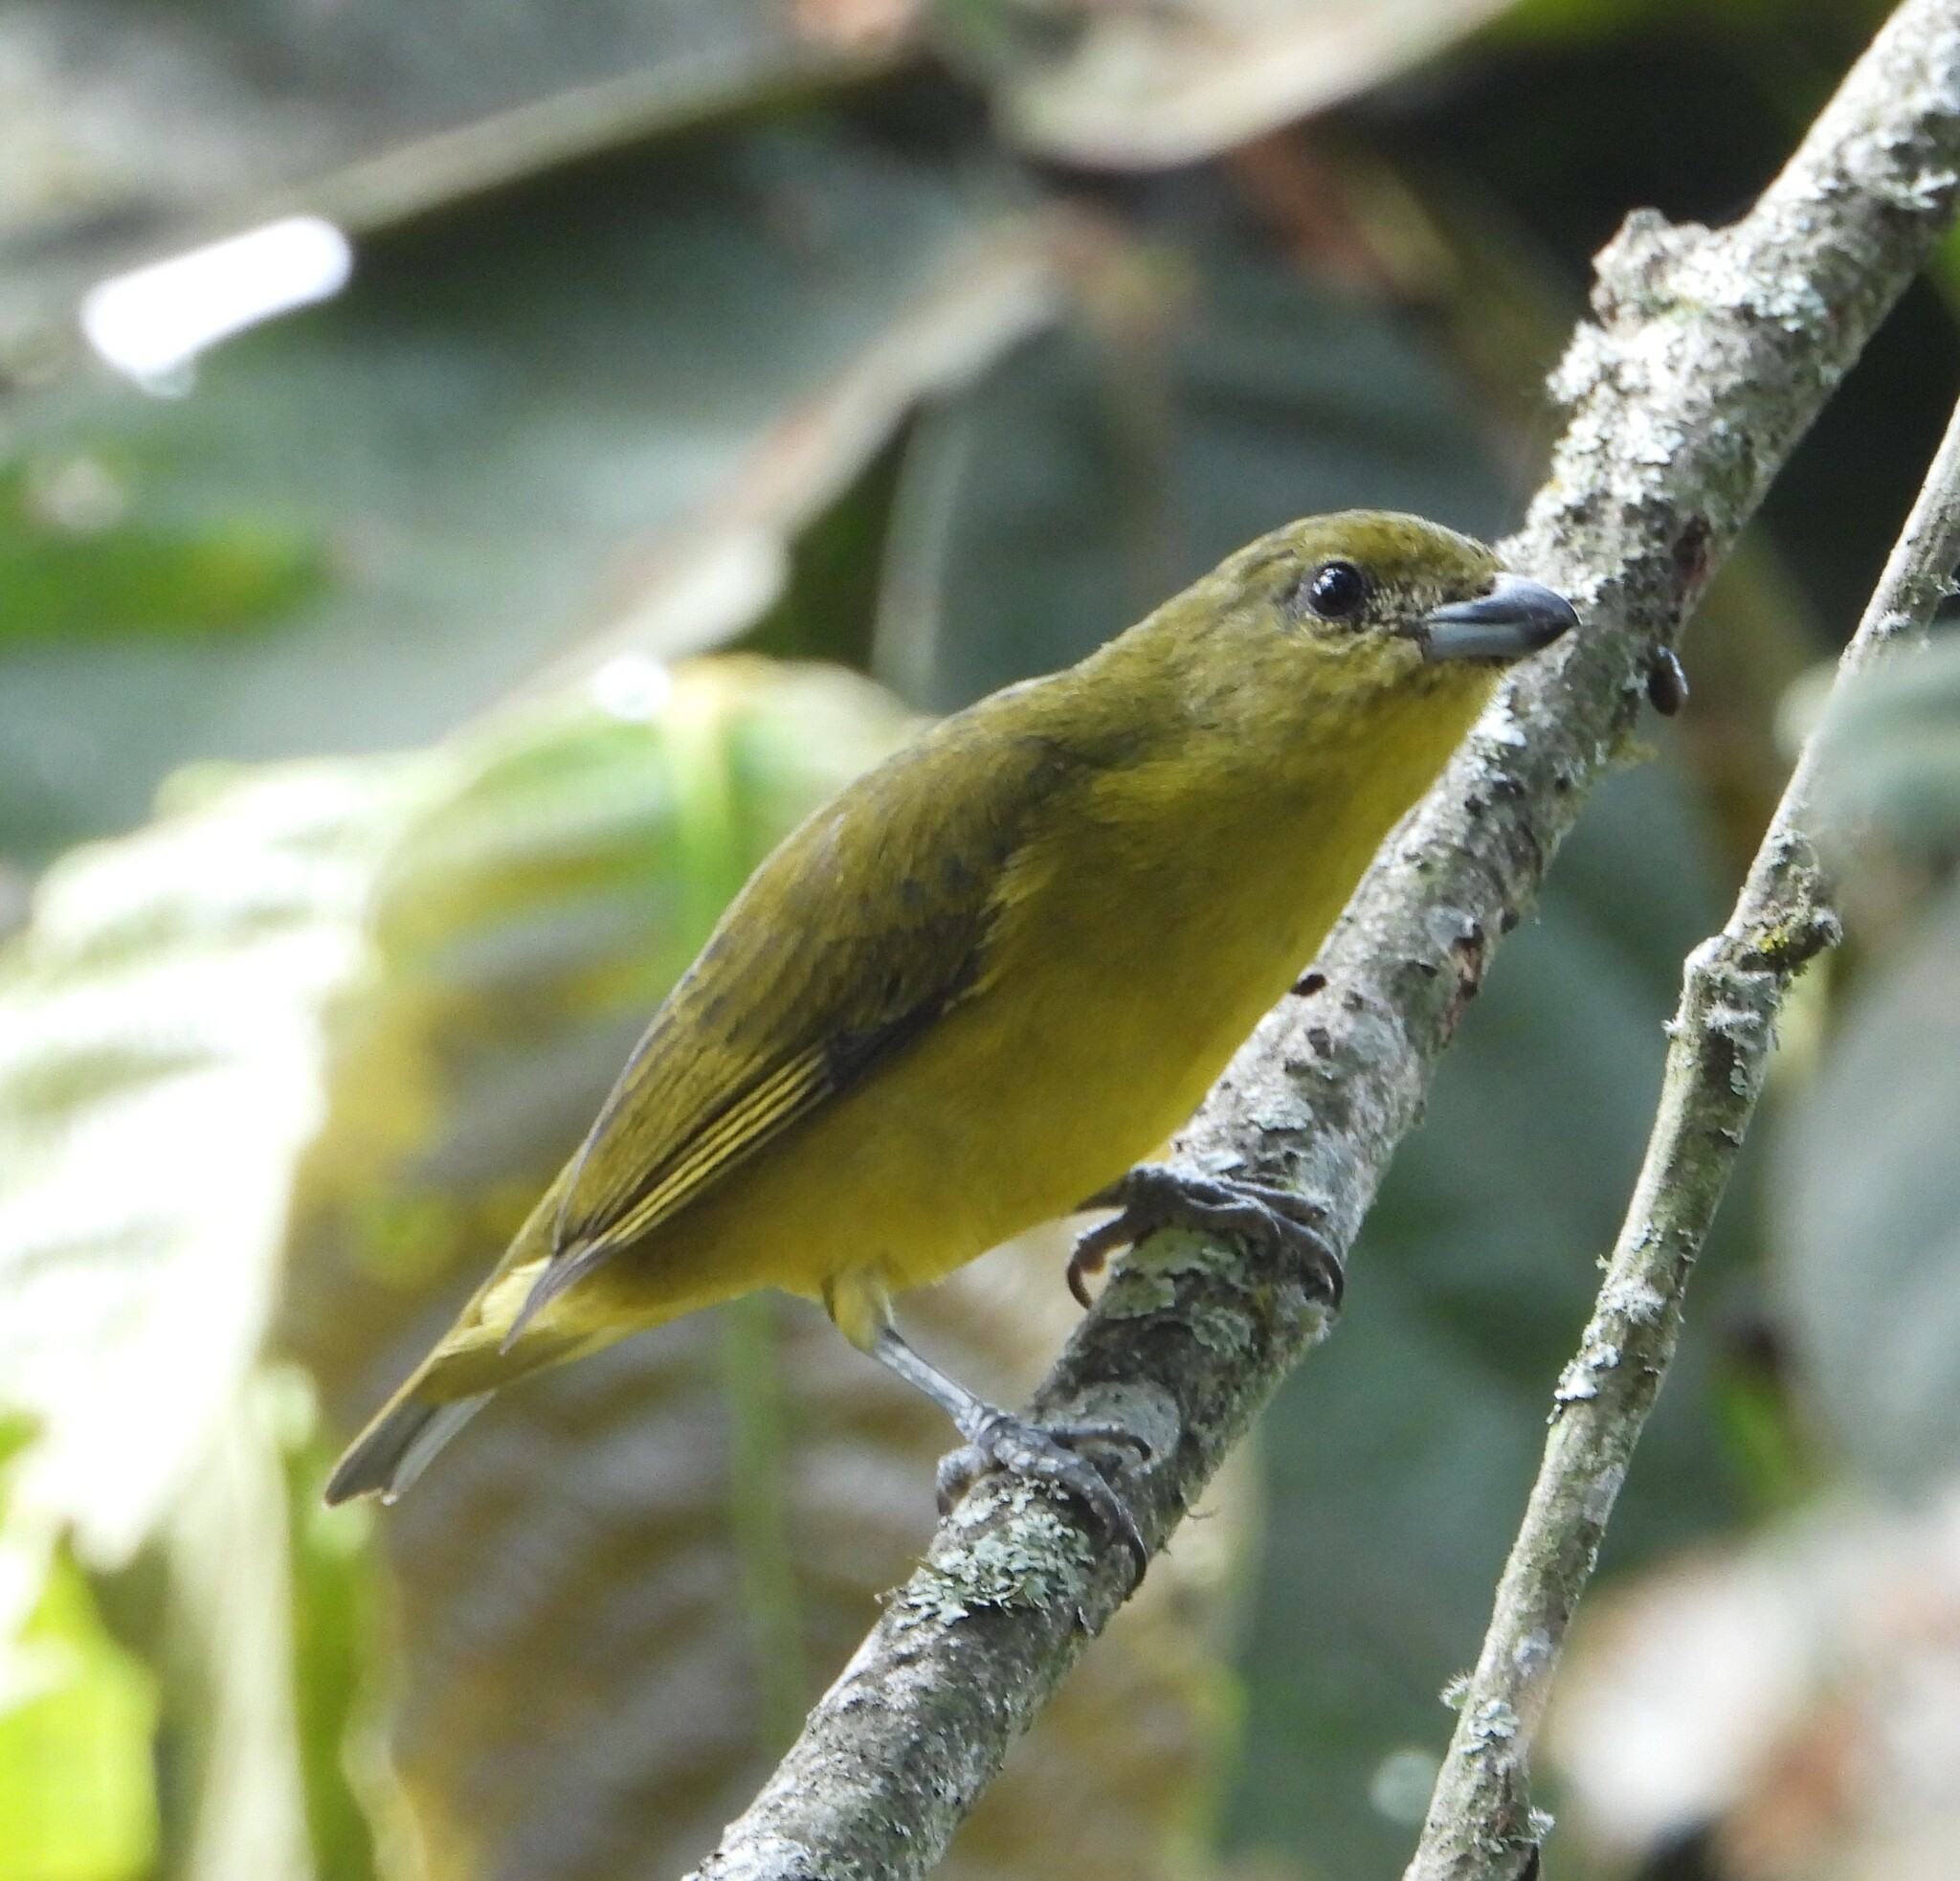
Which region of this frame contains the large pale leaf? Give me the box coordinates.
[0,753,409,1563]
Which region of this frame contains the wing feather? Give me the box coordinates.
[514,702,1102,1322]
[587,1049,831,1248]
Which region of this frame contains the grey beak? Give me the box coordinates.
[1416,571,1578,663]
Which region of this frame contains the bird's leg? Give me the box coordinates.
[868,1323,1151,1583]
[1067,1163,1346,1311]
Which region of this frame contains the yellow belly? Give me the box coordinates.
[580,780,1372,1332]
[562,676,1487,1344]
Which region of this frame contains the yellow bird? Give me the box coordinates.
[325,511,1574,1564]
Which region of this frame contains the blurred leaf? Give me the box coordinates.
[1772,879,1960,1495]
[0,453,326,644]
[1548,1484,1960,1878]
[1807,633,1960,864]
[879,184,1512,711]
[0,750,405,1566]
[1493,0,1895,45]
[0,0,902,372]
[0,123,1061,862]
[944,0,1513,169]
[151,1371,315,1881]
[0,1543,158,1881]
[279,1379,387,1881]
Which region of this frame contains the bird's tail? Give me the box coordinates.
[323,1385,492,1506]
[325,1178,638,1505]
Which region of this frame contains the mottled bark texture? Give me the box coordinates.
[686,7,1960,1878]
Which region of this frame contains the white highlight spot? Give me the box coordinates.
[591,654,674,723]
[81,216,353,391]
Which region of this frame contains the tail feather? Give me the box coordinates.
[324,1389,491,1506]
[326,1188,636,1507]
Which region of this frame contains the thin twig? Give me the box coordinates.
[1402,389,1960,1881]
[685,8,1960,1877]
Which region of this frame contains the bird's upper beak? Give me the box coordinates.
[1413,572,1578,663]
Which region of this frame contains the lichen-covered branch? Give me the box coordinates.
[1403,382,1960,1881]
[685,8,1960,1878]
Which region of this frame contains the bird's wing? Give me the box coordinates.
[517,707,1089,1320]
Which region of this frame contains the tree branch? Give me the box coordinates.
[685,7,1960,1877]
[1403,380,1960,1881]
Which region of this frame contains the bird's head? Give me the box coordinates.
[1196,510,1578,693]
[1080,509,1578,772]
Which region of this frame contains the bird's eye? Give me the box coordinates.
[1299,559,1370,621]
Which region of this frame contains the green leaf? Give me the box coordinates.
[0,751,410,1567]
[0,454,326,644]
[0,1545,158,1881]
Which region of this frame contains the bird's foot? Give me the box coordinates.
[1067,1163,1345,1312]
[936,1409,1151,1583]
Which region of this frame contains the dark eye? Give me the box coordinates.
[1300,559,1370,621]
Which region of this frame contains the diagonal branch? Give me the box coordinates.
[1404,379,1960,1881]
[685,6,1960,1877]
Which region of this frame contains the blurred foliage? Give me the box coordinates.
[1545,319,1960,1881]
[0,0,898,374]
[0,1541,158,1881]
[1548,1487,1960,1879]
[0,3,1956,1881]
[0,122,1058,864]
[1767,642,1960,1498]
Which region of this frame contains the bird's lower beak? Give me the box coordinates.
[1414,572,1578,663]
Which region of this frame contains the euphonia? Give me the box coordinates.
[326,511,1576,1571]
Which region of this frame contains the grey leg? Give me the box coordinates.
[870,1324,1150,1582]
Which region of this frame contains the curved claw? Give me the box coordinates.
[1067,1214,1133,1308]
[936,1410,1150,1584]
[1066,1164,1345,1313]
